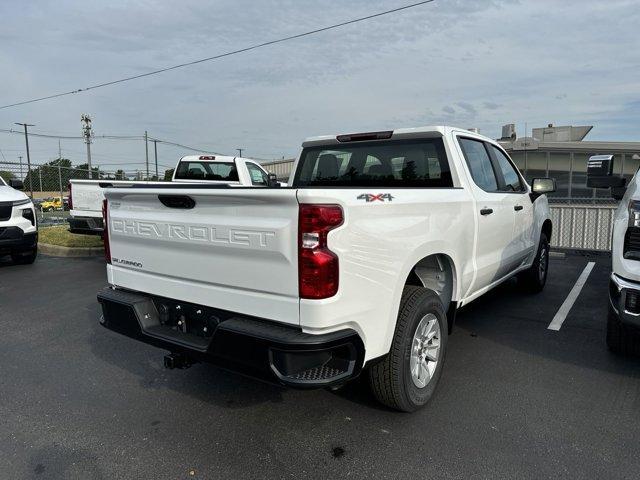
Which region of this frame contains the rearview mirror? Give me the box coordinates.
[532,178,556,194]
[8,178,24,190]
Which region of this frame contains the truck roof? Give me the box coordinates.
[179,155,257,163]
[302,125,493,147]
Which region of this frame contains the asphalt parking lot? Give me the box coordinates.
[1,252,639,479]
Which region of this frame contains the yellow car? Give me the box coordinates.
[40,197,64,212]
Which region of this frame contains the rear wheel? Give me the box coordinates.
[369,286,447,412]
[518,233,549,292]
[11,246,37,265]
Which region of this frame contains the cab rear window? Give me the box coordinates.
[174,161,239,181]
[293,138,452,187]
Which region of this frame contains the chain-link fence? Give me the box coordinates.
[0,160,165,226]
[1,159,623,251]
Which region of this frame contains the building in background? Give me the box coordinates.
[262,124,640,204]
[498,123,640,203]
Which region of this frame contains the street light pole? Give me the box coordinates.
[236,148,243,157]
[15,122,34,198]
[153,139,158,178]
[144,131,149,180]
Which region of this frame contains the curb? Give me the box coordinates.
[39,242,104,258]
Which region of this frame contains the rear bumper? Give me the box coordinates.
[97,287,365,388]
[0,227,37,255]
[609,273,640,329]
[68,216,104,235]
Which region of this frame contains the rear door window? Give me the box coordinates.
[174,161,239,181]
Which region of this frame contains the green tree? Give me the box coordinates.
[0,170,15,182]
[163,168,174,181]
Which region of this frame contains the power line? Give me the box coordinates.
[148,137,225,155]
[0,1,435,110]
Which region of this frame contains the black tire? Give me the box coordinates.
[606,304,638,355]
[518,233,549,293]
[369,286,448,412]
[11,246,37,265]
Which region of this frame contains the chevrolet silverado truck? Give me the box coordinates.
[68,155,276,235]
[0,176,38,264]
[98,126,555,411]
[587,155,640,355]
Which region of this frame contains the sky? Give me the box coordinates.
[0,0,638,175]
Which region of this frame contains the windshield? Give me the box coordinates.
[293,138,452,187]
[174,160,239,181]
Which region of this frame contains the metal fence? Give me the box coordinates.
[549,203,617,251]
[0,160,162,226]
[1,159,621,251]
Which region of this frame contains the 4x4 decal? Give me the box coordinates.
[357,193,394,202]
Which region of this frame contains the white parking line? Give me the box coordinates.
[548,261,596,331]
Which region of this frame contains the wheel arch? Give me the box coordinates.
[404,253,458,334]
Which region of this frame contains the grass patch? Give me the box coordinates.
[39,226,104,248]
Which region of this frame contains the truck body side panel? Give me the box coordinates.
[296,187,475,361]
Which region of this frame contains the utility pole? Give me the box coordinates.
[153,139,158,178]
[236,148,243,157]
[15,122,34,198]
[18,156,23,178]
[81,114,93,178]
[144,131,149,180]
[58,140,63,202]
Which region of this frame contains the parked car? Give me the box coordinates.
[40,197,64,212]
[587,155,640,354]
[0,177,38,264]
[68,155,277,235]
[97,126,555,411]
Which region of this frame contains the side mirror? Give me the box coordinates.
[532,177,556,194]
[8,179,24,190]
[267,173,280,188]
[586,154,625,188]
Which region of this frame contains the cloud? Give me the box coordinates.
[0,0,637,170]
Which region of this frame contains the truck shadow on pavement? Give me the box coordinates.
[86,305,289,410]
[452,254,640,376]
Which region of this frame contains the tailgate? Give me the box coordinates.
[70,181,104,215]
[105,187,300,325]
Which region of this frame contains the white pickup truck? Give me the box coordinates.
[0,176,38,264]
[98,126,555,411]
[587,155,640,355]
[68,155,275,235]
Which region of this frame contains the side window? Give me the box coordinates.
[246,162,268,186]
[490,145,524,192]
[458,138,498,192]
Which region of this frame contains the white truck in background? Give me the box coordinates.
[97,126,555,411]
[587,155,640,355]
[68,155,275,235]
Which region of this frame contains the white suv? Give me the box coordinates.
[0,176,38,264]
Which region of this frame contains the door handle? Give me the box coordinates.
[514,205,523,211]
[480,208,493,216]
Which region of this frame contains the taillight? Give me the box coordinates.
[102,199,111,264]
[298,204,343,299]
[67,183,73,210]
